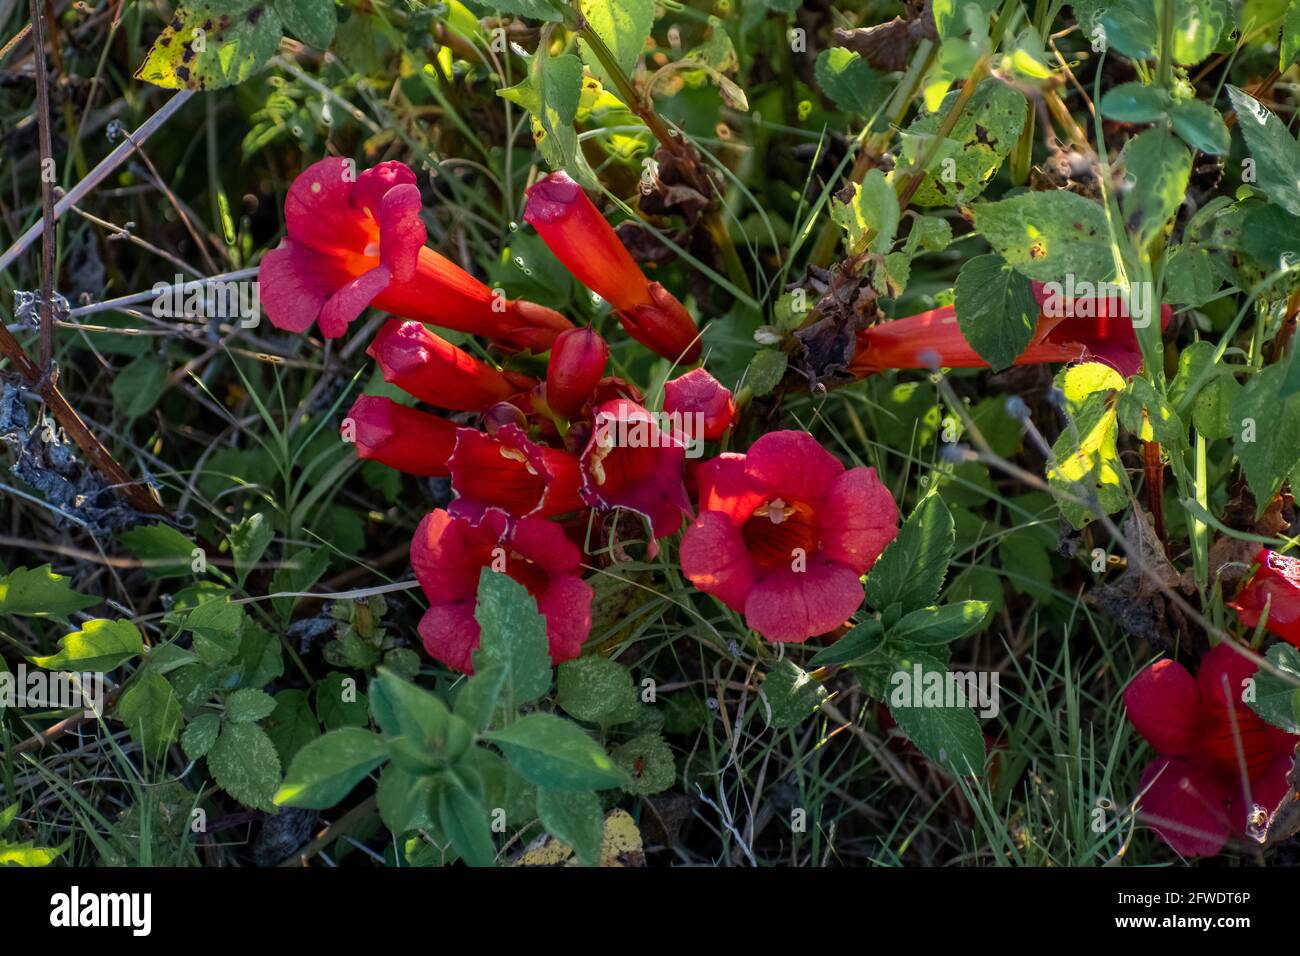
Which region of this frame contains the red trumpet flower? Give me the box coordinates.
[579,398,692,539]
[850,283,1172,378]
[1124,644,1298,857]
[663,368,736,441]
[524,172,701,363]
[680,431,899,643]
[546,327,608,419]
[447,424,584,521]
[411,509,593,673]
[367,319,532,413]
[1230,549,1300,648]
[260,157,571,350]
[343,396,456,477]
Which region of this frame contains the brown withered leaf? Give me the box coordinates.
[1091,508,1194,656]
[832,0,938,73]
[792,261,879,389]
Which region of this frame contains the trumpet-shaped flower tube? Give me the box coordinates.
[343,395,457,477]
[367,319,533,412]
[260,157,571,349]
[680,431,899,643]
[850,285,1173,379]
[1124,644,1298,857]
[524,172,701,363]
[411,509,593,673]
[1229,548,1300,648]
[447,424,584,521]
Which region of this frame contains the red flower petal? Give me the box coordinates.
[680,510,756,612]
[743,559,865,643]
[418,602,480,674]
[580,399,691,538]
[694,453,766,524]
[1137,758,1233,858]
[1229,548,1300,648]
[448,425,583,521]
[537,573,595,664]
[1123,657,1200,758]
[818,466,900,575]
[742,430,845,505]
[546,327,609,419]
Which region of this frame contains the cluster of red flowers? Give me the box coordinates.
[259,158,900,671]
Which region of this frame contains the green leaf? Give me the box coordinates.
[810,618,884,667]
[0,839,60,866]
[891,602,990,645]
[557,657,639,726]
[865,495,954,613]
[1169,98,1230,155]
[183,598,245,666]
[1284,0,1300,71]
[265,689,320,765]
[886,651,987,775]
[1232,360,1300,509]
[0,565,98,619]
[315,671,369,730]
[486,0,565,20]
[376,763,437,834]
[1046,362,1129,528]
[900,78,1027,207]
[110,355,167,421]
[1249,643,1300,734]
[437,772,497,867]
[1099,82,1168,122]
[953,253,1038,371]
[181,712,221,759]
[814,48,889,117]
[1227,86,1300,217]
[537,787,603,866]
[1168,340,1239,439]
[0,803,16,834]
[743,349,788,397]
[971,190,1114,282]
[134,2,284,91]
[273,0,334,48]
[1120,128,1191,248]
[31,618,143,672]
[1117,376,1188,451]
[577,0,654,91]
[117,524,197,580]
[210,722,282,811]
[225,687,277,723]
[117,668,183,760]
[227,512,274,587]
[1239,204,1300,273]
[832,168,898,256]
[1171,0,1229,65]
[274,727,385,809]
[763,658,829,729]
[612,734,675,795]
[472,570,553,709]
[270,548,331,624]
[485,713,627,791]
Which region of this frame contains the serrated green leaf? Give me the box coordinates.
[1100,82,1168,123]
[832,168,898,256]
[810,618,884,667]
[557,656,639,726]
[886,651,987,775]
[181,712,221,759]
[472,570,553,709]
[744,349,788,397]
[134,2,283,92]
[31,618,143,672]
[891,601,990,645]
[273,0,334,48]
[485,713,626,791]
[971,190,1114,283]
[210,721,282,811]
[537,787,603,866]
[227,512,274,587]
[117,668,183,760]
[814,48,889,117]
[1120,128,1191,248]
[953,253,1038,371]
[273,727,383,809]
[0,565,98,619]
[1232,360,1300,509]
[225,687,277,723]
[1249,643,1300,734]
[1227,85,1300,218]
[1169,98,1230,155]
[763,658,829,729]
[865,495,954,613]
